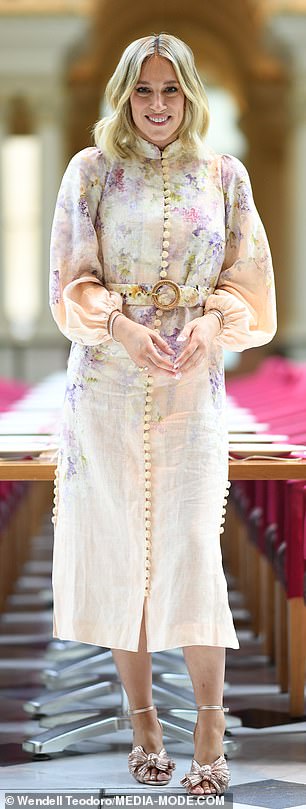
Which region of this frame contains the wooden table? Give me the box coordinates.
[1,456,306,480]
[1,452,306,716]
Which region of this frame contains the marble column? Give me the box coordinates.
[238,74,288,355]
[30,88,67,339]
[265,14,306,357]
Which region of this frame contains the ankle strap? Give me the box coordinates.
[197,704,229,713]
[127,704,156,716]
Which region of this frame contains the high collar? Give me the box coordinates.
[135,134,214,162]
[135,135,185,160]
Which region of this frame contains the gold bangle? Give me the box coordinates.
[108,309,124,341]
[107,308,120,333]
[205,308,224,333]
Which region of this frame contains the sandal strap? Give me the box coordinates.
[127,704,156,715]
[197,704,229,712]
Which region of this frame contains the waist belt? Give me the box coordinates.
[105,281,212,311]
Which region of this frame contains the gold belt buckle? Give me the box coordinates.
[151,279,181,310]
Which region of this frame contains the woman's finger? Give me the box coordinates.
[146,342,176,371]
[146,351,176,372]
[175,342,201,370]
[178,352,204,373]
[149,331,175,355]
[143,356,176,377]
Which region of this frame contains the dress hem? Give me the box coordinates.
[52,629,240,653]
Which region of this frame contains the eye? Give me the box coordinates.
[135,87,150,94]
[165,87,178,93]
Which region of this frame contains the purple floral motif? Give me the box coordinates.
[192,213,212,238]
[81,345,92,364]
[138,306,155,328]
[207,232,225,258]
[236,181,252,212]
[78,196,91,219]
[193,224,205,237]
[77,196,96,236]
[224,196,231,221]
[162,328,183,362]
[62,424,86,481]
[185,173,201,190]
[50,270,60,305]
[66,456,77,480]
[65,382,84,413]
[209,364,224,411]
[107,167,125,192]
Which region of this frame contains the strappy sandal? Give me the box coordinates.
[127,704,176,786]
[180,704,230,795]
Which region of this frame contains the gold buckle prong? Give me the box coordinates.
[151,279,181,310]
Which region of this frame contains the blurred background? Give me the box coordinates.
[0,0,306,381]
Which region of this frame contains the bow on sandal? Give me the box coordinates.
[127,704,176,786]
[180,705,231,795]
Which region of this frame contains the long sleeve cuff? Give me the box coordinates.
[52,275,123,346]
[205,287,277,352]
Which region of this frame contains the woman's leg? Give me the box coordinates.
[182,645,227,795]
[111,606,170,782]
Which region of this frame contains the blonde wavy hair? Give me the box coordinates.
[92,33,210,160]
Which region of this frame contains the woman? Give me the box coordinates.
[49,33,277,796]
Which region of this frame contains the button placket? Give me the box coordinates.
[51,465,59,526]
[143,152,173,597]
[143,371,153,597]
[219,480,231,535]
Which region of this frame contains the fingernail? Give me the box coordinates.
[175,372,182,380]
[177,334,187,342]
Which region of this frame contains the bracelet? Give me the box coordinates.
[107,308,119,335]
[205,308,225,334]
[108,309,124,342]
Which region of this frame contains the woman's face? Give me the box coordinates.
[129,55,185,149]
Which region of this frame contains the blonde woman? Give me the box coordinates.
[49,33,277,795]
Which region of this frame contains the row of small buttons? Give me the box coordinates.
[220,480,231,534]
[143,151,172,596]
[143,372,154,596]
[51,465,59,526]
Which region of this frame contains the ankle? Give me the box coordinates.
[194,713,226,738]
[128,704,156,717]
[129,707,159,729]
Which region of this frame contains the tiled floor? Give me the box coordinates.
[0,516,305,809]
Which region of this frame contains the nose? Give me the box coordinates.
[149,93,167,111]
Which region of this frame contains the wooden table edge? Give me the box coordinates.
[1,458,306,481]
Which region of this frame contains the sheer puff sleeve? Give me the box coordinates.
[204,154,277,352]
[49,147,122,346]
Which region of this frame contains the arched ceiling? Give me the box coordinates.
[0,0,303,114]
[0,0,305,15]
[66,0,291,114]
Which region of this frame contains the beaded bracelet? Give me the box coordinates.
[107,309,124,342]
[205,308,225,334]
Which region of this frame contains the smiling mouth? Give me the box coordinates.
[145,115,171,126]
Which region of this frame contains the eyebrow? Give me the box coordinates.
[135,80,179,85]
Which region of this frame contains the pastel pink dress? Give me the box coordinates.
[49,136,277,652]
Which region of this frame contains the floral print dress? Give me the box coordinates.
[49,136,277,652]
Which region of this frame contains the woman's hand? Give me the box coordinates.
[112,315,177,377]
[173,313,221,373]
